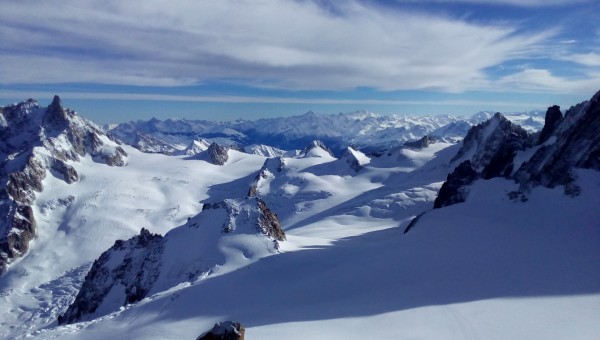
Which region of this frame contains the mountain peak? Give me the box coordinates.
[299,140,335,158]
[50,94,61,108]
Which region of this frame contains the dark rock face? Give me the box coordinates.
[434,113,533,208]
[58,228,165,325]
[257,199,286,242]
[451,113,532,176]
[197,321,245,340]
[434,161,478,208]
[538,105,563,144]
[404,135,435,149]
[515,92,600,191]
[436,90,600,208]
[207,142,229,165]
[0,96,128,275]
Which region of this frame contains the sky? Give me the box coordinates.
[1,0,599,124]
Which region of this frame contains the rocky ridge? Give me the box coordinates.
[59,197,285,324]
[0,96,127,274]
[435,90,600,208]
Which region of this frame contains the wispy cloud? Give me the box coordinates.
[0,90,551,109]
[0,0,556,93]
[496,68,600,93]
[394,0,590,7]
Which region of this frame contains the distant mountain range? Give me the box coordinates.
[108,109,546,155]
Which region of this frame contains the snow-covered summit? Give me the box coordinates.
[109,109,546,155]
[298,140,335,158]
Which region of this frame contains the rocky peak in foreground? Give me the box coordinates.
[59,197,285,325]
[197,321,245,340]
[435,90,600,208]
[0,96,128,275]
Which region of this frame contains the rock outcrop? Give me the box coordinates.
[435,90,600,208]
[59,197,285,324]
[58,228,164,325]
[538,105,563,144]
[197,321,245,340]
[339,146,370,172]
[202,197,286,242]
[0,96,127,274]
[404,135,435,149]
[206,142,230,165]
[434,161,479,208]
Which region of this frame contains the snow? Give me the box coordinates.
[31,170,599,340]
[0,145,266,338]
[1,104,598,339]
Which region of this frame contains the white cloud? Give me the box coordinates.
[0,90,551,109]
[496,68,600,93]
[0,0,558,92]
[564,53,600,67]
[395,0,589,6]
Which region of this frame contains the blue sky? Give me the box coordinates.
[1,0,599,124]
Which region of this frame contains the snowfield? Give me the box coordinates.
[1,96,599,339]
[19,169,600,340]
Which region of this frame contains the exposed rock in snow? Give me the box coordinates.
[58,228,164,325]
[436,90,600,208]
[59,197,284,324]
[206,142,229,165]
[197,321,245,340]
[0,96,127,274]
[433,161,478,208]
[515,91,600,192]
[451,113,533,178]
[248,157,286,198]
[340,146,370,172]
[404,135,436,149]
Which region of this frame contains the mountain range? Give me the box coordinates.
[0,92,598,339]
[108,109,546,155]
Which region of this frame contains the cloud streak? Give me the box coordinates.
[0,90,551,109]
[394,0,590,7]
[0,0,561,93]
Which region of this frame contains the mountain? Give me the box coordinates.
[0,96,127,274]
[108,110,547,156]
[0,92,598,339]
[434,91,600,208]
[58,197,284,324]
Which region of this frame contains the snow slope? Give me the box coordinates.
[1,94,598,340]
[27,170,600,340]
[0,145,267,338]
